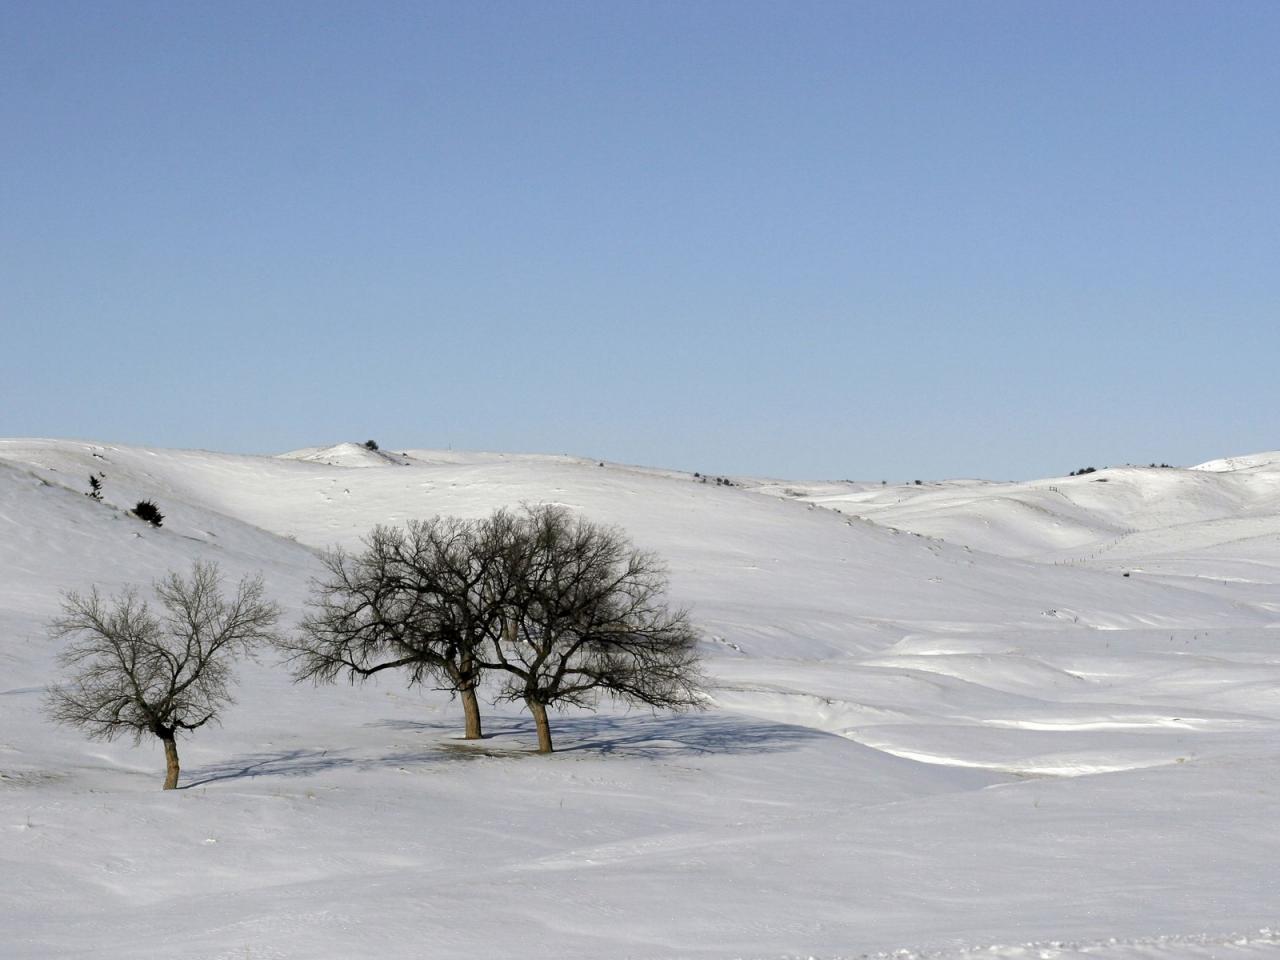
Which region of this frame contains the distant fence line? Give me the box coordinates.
[1049,528,1140,566]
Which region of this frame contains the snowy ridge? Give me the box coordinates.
[278,441,412,467]
[1190,451,1280,473]
[757,463,1280,571]
[2,438,1279,959]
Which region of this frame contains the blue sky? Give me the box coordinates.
[3,1,1277,480]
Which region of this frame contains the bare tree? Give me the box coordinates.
[489,505,705,753]
[46,562,280,789]
[279,513,520,740]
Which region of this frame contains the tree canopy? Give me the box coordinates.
[47,561,280,789]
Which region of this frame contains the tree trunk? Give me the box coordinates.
[460,685,483,739]
[528,699,553,753]
[161,736,180,790]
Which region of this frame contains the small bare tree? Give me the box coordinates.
[46,562,281,789]
[489,505,705,753]
[280,513,521,740]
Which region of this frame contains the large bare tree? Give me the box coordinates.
[488,505,705,753]
[46,562,280,789]
[280,513,520,740]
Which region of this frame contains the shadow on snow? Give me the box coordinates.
[182,711,821,788]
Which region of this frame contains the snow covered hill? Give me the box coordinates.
[1190,451,1280,473]
[2,438,1278,959]
[758,460,1280,578]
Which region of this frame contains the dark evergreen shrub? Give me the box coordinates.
[132,500,164,528]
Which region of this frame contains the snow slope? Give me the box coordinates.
[757,462,1280,578]
[2,439,1279,959]
[1191,451,1280,473]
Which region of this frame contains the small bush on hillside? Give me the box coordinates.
[132,500,164,528]
[695,472,736,487]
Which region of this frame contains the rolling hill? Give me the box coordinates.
[2,438,1278,960]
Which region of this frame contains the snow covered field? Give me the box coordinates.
[2,439,1277,959]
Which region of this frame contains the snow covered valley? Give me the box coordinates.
[2,439,1278,959]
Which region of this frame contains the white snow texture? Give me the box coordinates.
[2,439,1278,959]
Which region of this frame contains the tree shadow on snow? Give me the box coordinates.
[183,712,822,788]
[380,711,824,760]
[180,747,451,788]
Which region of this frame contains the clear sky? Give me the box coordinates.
[2,1,1277,480]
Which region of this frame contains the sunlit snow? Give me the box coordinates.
[2,439,1278,959]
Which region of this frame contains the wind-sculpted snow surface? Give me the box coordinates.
[863,930,1280,959]
[1,439,1279,959]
